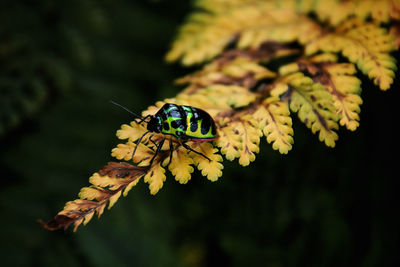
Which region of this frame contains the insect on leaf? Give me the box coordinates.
[40,0,400,233]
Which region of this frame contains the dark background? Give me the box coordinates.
[1,1,399,266]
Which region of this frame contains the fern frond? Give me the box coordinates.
[189,142,224,181]
[216,115,262,166]
[272,72,339,147]
[253,96,294,154]
[312,0,400,25]
[112,142,155,167]
[116,121,148,142]
[216,121,242,161]
[237,13,320,49]
[39,162,146,231]
[305,18,397,90]
[166,146,195,184]
[177,57,276,89]
[41,0,400,233]
[144,162,166,195]
[284,55,363,131]
[166,3,314,65]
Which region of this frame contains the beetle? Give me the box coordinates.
[111,101,217,165]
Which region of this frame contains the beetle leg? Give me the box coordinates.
[164,137,174,168]
[148,133,157,147]
[149,138,165,166]
[132,131,150,160]
[181,142,212,162]
[137,115,151,125]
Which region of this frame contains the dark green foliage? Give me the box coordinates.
[0,1,399,267]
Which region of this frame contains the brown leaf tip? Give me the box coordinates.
[98,162,147,178]
[38,215,74,232]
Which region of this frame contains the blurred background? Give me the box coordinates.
[0,1,399,266]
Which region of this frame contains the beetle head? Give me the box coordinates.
[147,115,162,133]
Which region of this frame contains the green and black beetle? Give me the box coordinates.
[111,101,217,164]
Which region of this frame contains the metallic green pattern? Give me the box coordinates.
[155,104,216,140]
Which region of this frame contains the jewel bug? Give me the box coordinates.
[111,101,217,165]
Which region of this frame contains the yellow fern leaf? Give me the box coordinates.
[205,85,256,109]
[154,84,258,115]
[370,0,392,23]
[272,72,339,147]
[144,163,166,195]
[313,0,360,26]
[238,13,320,49]
[108,191,122,209]
[83,212,95,226]
[78,186,121,211]
[216,115,262,166]
[240,119,263,166]
[189,142,223,181]
[57,199,97,231]
[78,187,106,201]
[57,200,91,215]
[89,170,142,191]
[305,18,396,90]
[166,3,315,65]
[89,173,124,190]
[313,0,400,24]
[253,97,294,154]
[313,62,362,131]
[96,204,106,218]
[216,123,242,161]
[123,178,141,197]
[303,0,397,25]
[116,121,148,142]
[184,84,256,109]
[166,9,241,65]
[208,85,258,108]
[223,58,276,80]
[111,142,155,166]
[290,55,363,131]
[111,143,134,161]
[40,163,146,232]
[177,57,275,89]
[72,218,84,232]
[166,146,195,184]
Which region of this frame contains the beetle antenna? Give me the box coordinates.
[110,100,143,120]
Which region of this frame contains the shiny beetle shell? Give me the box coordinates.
[147,103,217,141]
